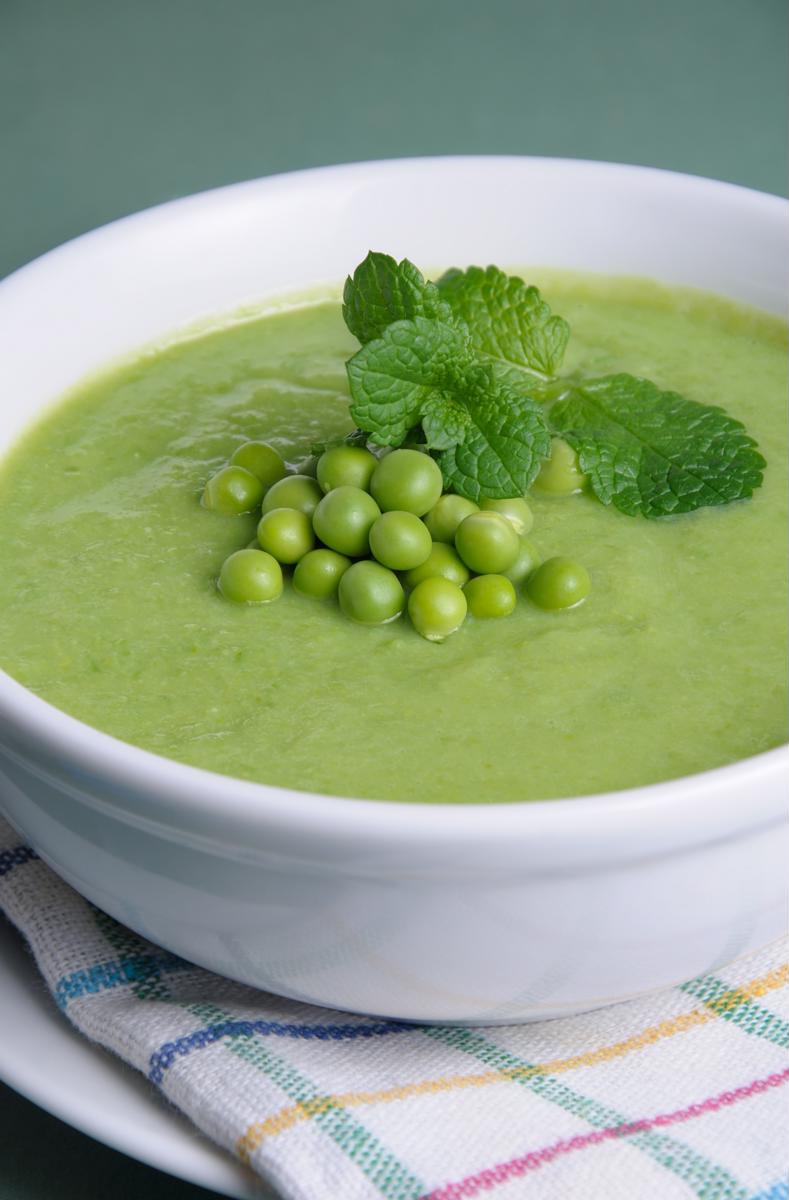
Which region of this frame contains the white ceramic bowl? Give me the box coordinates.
[0,158,786,1023]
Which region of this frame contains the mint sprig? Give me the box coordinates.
[346,317,551,496]
[550,375,766,517]
[437,265,570,381]
[436,368,552,500]
[343,252,453,345]
[346,317,472,448]
[342,252,765,517]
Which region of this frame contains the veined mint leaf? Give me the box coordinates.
[550,374,766,518]
[438,367,552,500]
[437,265,569,380]
[343,251,453,345]
[346,319,549,488]
[421,394,471,450]
[346,318,472,447]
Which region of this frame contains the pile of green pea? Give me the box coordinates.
[201,439,591,642]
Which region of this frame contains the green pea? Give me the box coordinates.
[454,511,520,574]
[292,548,351,599]
[261,474,323,516]
[464,574,517,619]
[527,556,591,610]
[408,578,467,642]
[218,549,283,604]
[202,465,264,515]
[534,437,588,495]
[503,536,542,585]
[424,493,479,542]
[369,511,432,571]
[338,560,404,625]
[256,507,315,564]
[229,441,287,489]
[370,449,444,515]
[312,486,381,557]
[316,445,377,493]
[479,496,534,535]
[404,542,470,589]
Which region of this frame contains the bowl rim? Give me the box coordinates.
[0,154,787,844]
[2,153,787,292]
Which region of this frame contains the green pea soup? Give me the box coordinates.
[0,273,786,803]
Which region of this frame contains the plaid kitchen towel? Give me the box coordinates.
[0,815,786,1200]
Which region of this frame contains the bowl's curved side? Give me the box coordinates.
[0,157,786,1020]
[0,738,785,1022]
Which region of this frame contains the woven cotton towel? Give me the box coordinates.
[0,816,787,1200]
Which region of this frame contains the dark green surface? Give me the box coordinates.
[0,1083,221,1200]
[0,1,786,1197]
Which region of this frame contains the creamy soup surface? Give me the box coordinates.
[0,273,786,803]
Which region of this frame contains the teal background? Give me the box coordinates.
[1,0,787,283]
[0,0,786,1196]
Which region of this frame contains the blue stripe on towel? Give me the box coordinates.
[0,844,38,878]
[54,952,190,1009]
[749,1182,789,1200]
[149,1016,411,1085]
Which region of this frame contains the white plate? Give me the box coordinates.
[0,916,276,1199]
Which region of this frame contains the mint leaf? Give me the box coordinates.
[421,395,471,450]
[346,319,550,490]
[343,252,453,345]
[346,318,472,447]
[340,254,764,515]
[438,367,552,500]
[550,374,766,518]
[437,266,569,380]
